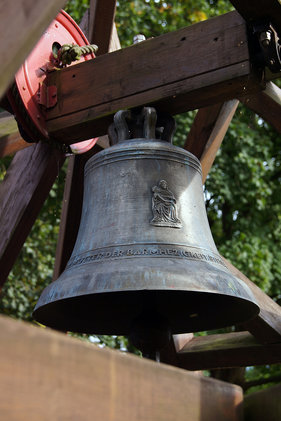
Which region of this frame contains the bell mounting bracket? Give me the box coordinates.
[250,20,281,73]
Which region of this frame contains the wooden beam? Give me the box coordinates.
[52,13,119,279]
[230,0,281,35]
[89,0,117,54]
[52,148,102,280]
[177,331,281,371]
[244,384,281,421]
[0,143,64,289]
[169,256,281,361]
[0,112,30,157]
[223,258,281,344]
[0,0,67,99]
[52,155,85,280]
[184,100,239,182]
[0,314,243,421]
[46,11,264,145]
[240,82,281,134]
[160,333,193,366]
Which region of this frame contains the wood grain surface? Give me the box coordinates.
[0,0,66,99]
[0,314,243,421]
[46,11,263,144]
[0,143,64,288]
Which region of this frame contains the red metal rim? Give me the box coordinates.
[7,10,95,143]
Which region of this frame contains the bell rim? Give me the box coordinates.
[33,288,259,335]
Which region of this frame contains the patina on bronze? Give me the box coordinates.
[34,107,259,355]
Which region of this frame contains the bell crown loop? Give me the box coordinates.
[108,107,176,145]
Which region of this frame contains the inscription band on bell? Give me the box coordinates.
[66,243,226,269]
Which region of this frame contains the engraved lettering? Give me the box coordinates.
[134,249,143,255]
[66,246,226,269]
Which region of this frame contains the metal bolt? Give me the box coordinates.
[260,31,272,47]
[133,34,146,44]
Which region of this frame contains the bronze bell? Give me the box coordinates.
[34,107,259,353]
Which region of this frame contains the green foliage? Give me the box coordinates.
[0,0,280,390]
[64,0,89,22]
[245,364,281,394]
[206,105,281,298]
[115,0,233,47]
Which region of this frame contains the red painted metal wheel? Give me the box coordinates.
[7,10,97,152]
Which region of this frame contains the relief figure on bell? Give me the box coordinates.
[150,180,182,228]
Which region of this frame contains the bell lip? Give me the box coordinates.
[34,254,258,309]
[33,288,259,335]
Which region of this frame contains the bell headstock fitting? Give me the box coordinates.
[108,107,176,145]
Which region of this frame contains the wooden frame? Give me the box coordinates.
[0,1,280,409]
[45,11,264,144]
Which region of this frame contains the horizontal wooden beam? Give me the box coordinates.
[0,0,67,99]
[0,315,243,421]
[46,11,264,144]
[159,333,193,366]
[177,331,281,371]
[0,143,64,289]
[240,82,281,134]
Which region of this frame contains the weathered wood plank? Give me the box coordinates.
[184,100,239,182]
[244,384,281,421]
[230,0,281,35]
[89,0,117,54]
[0,0,67,99]
[46,11,264,144]
[0,143,64,289]
[160,333,193,366]
[177,331,281,371]
[0,314,243,421]
[240,82,281,134]
[222,258,281,344]
[52,147,102,280]
[52,155,85,280]
[0,112,30,157]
